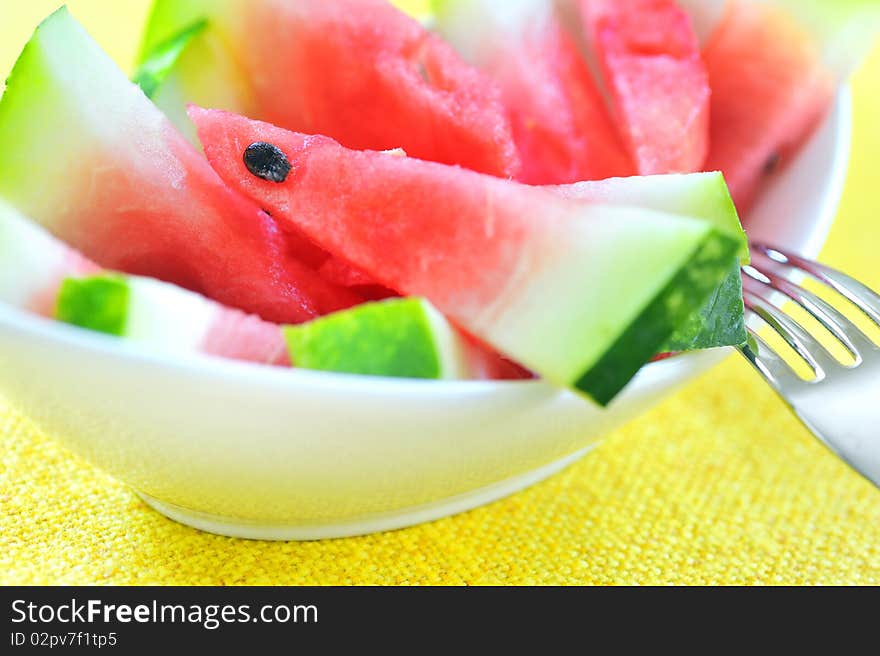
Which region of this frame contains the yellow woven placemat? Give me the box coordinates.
[1,1,878,586]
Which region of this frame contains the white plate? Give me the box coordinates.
[0,90,851,540]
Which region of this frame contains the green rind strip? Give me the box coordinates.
[283,298,444,379]
[0,9,60,191]
[700,172,747,263]
[662,260,747,352]
[56,275,130,337]
[576,232,740,405]
[138,0,216,64]
[133,19,207,98]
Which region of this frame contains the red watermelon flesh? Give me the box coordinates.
[317,258,380,289]
[55,127,361,324]
[462,334,536,381]
[433,0,632,184]
[702,0,834,211]
[216,0,520,178]
[580,0,710,175]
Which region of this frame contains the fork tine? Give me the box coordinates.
[742,291,836,378]
[740,244,880,490]
[742,262,875,360]
[751,243,880,326]
[738,330,806,391]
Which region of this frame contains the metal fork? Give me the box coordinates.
[737,243,880,488]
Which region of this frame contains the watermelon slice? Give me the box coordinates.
[432,0,632,184]
[138,0,520,178]
[285,297,470,379]
[0,200,290,365]
[578,0,710,175]
[700,0,835,211]
[191,108,742,405]
[0,8,360,326]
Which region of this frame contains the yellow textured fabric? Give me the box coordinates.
[1,1,879,586]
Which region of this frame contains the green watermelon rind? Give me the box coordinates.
[0,9,66,195]
[457,210,742,404]
[661,258,746,353]
[575,230,740,405]
[56,275,130,337]
[137,1,255,143]
[138,0,217,63]
[283,297,468,380]
[133,18,207,99]
[53,272,240,353]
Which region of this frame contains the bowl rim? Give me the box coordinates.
[0,88,852,400]
[791,87,852,258]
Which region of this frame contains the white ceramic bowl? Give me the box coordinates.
[0,90,851,540]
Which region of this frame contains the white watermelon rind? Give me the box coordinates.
[555,171,748,262]
[0,198,85,310]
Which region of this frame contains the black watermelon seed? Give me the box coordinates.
[244,142,292,183]
[763,152,781,176]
